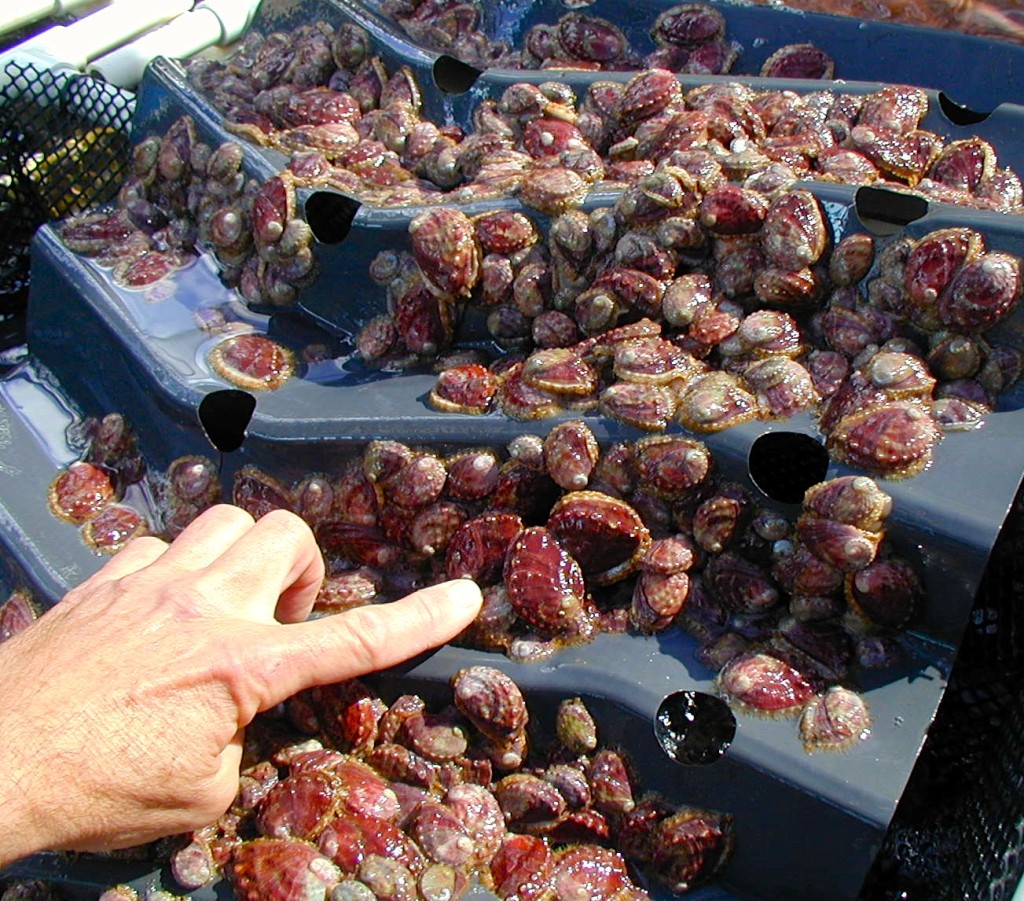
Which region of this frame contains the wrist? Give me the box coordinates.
[0,775,49,867]
[0,648,57,866]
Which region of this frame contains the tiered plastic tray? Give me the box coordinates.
[4,0,1024,898]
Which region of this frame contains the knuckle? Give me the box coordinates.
[258,508,315,541]
[123,535,167,556]
[203,503,256,530]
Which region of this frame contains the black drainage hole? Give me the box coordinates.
[748,431,829,505]
[937,91,990,126]
[654,691,736,765]
[305,191,361,244]
[432,54,482,94]
[854,186,928,236]
[198,389,256,454]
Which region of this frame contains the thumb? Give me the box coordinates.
[246,579,483,711]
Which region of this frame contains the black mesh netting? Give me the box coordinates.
[0,61,133,331]
[862,485,1024,900]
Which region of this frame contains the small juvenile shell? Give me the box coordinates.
[649,807,735,893]
[632,434,712,499]
[631,570,690,633]
[494,772,566,831]
[744,358,820,420]
[555,697,598,754]
[234,466,295,519]
[230,838,341,901]
[498,363,566,421]
[587,748,635,815]
[846,556,921,628]
[410,208,481,298]
[0,589,38,643]
[48,461,116,524]
[698,184,769,236]
[704,552,780,615]
[445,512,525,584]
[209,333,295,391]
[489,834,554,901]
[827,401,941,480]
[473,210,539,255]
[445,449,502,501]
[927,137,996,192]
[521,349,599,397]
[829,233,875,286]
[550,845,633,899]
[902,227,985,328]
[557,12,628,63]
[429,364,498,415]
[547,490,652,585]
[445,782,506,867]
[676,371,758,434]
[799,686,871,753]
[613,338,701,385]
[642,534,698,574]
[759,43,834,80]
[380,452,447,509]
[651,4,726,48]
[408,802,474,868]
[517,167,590,217]
[618,68,685,124]
[451,665,529,742]
[773,545,844,598]
[760,189,828,271]
[81,503,148,554]
[543,420,600,491]
[504,526,590,637]
[257,769,340,841]
[802,476,892,531]
[692,488,748,554]
[795,516,881,572]
[752,267,822,312]
[938,251,1022,333]
[599,382,677,431]
[716,651,816,717]
[314,569,381,614]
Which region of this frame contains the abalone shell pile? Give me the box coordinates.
[58,115,317,309]
[365,198,1022,481]
[47,415,915,760]
[138,665,735,900]
[373,0,835,78]
[184,20,1023,214]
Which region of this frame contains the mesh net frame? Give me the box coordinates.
[861,486,1024,900]
[0,61,134,329]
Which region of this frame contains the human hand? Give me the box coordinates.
[0,504,482,864]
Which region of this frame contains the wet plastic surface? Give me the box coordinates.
[7,178,1022,895]
[6,1,1024,898]
[0,355,963,895]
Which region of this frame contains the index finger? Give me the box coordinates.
[237,578,483,713]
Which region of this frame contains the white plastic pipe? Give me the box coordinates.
[0,0,106,41]
[87,0,260,88]
[14,0,194,71]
